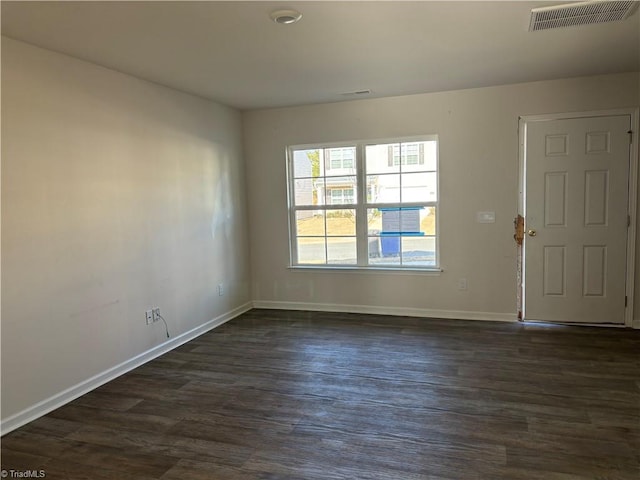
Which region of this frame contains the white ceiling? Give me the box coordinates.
[2,1,638,110]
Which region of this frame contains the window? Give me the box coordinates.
[288,137,439,269]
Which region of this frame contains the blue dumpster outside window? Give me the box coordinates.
[379,207,424,257]
[380,235,400,256]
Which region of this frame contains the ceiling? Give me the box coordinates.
[2,1,639,110]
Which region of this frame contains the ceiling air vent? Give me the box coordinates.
[529,0,638,31]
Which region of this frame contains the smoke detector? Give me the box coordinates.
[529,0,638,31]
[270,9,302,24]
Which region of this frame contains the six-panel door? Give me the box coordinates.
[524,115,631,324]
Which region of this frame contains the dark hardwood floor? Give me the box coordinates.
[2,309,639,479]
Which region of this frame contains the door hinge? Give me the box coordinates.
[629,215,632,227]
[625,296,628,307]
[629,130,633,144]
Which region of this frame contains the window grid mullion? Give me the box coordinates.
[355,143,368,267]
[287,147,298,265]
[399,144,404,265]
[323,208,328,265]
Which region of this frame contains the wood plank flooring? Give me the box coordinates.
[2,309,639,479]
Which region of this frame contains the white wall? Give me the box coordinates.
[1,38,251,423]
[243,73,640,320]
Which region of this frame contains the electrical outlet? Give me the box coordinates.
[145,310,154,325]
[458,278,468,291]
[218,283,224,296]
[152,308,160,323]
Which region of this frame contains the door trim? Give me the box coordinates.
[518,108,639,328]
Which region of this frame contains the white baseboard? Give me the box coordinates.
[0,302,253,436]
[252,300,517,323]
[0,300,516,435]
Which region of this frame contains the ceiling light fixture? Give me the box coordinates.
[270,9,302,25]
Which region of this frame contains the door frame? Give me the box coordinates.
[518,108,639,328]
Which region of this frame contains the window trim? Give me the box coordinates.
[287,135,440,271]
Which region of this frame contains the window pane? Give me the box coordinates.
[329,188,354,205]
[295,211,324,237]
[366,141,437,174]
[369,207,419,233]
[401,236,436,266]
[398,208,422,233]
[326,209,356,236]
[368,235,381,259]
[367,173,400,203]
[393,143,420,166]
[324,176,357,204]
[293,149,323,178]
[400,172,437,203]
[327,237,357,264]
[326,147,356,175]
[422,207,437,235]
[403,141,437,172]
[365,144,400,174]
[294,177,322,206]
[368,207,435,234]
[370,256,401,266]
[367,208,382,234]
[379,208,402,234]
[370,236,401,265]
[297,237,326,264]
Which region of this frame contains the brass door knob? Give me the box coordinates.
[527,229,537,237]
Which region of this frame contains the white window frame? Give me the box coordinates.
[287,135,440,271]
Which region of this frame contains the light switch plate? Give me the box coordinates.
[476,211,495,223]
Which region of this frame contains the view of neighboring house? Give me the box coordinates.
[293,140,437,207]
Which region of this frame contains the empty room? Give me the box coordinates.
[1,1,639,478]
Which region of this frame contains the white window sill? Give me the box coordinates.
[288,265,443,276]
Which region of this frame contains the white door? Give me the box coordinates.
[524,115,631,324]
